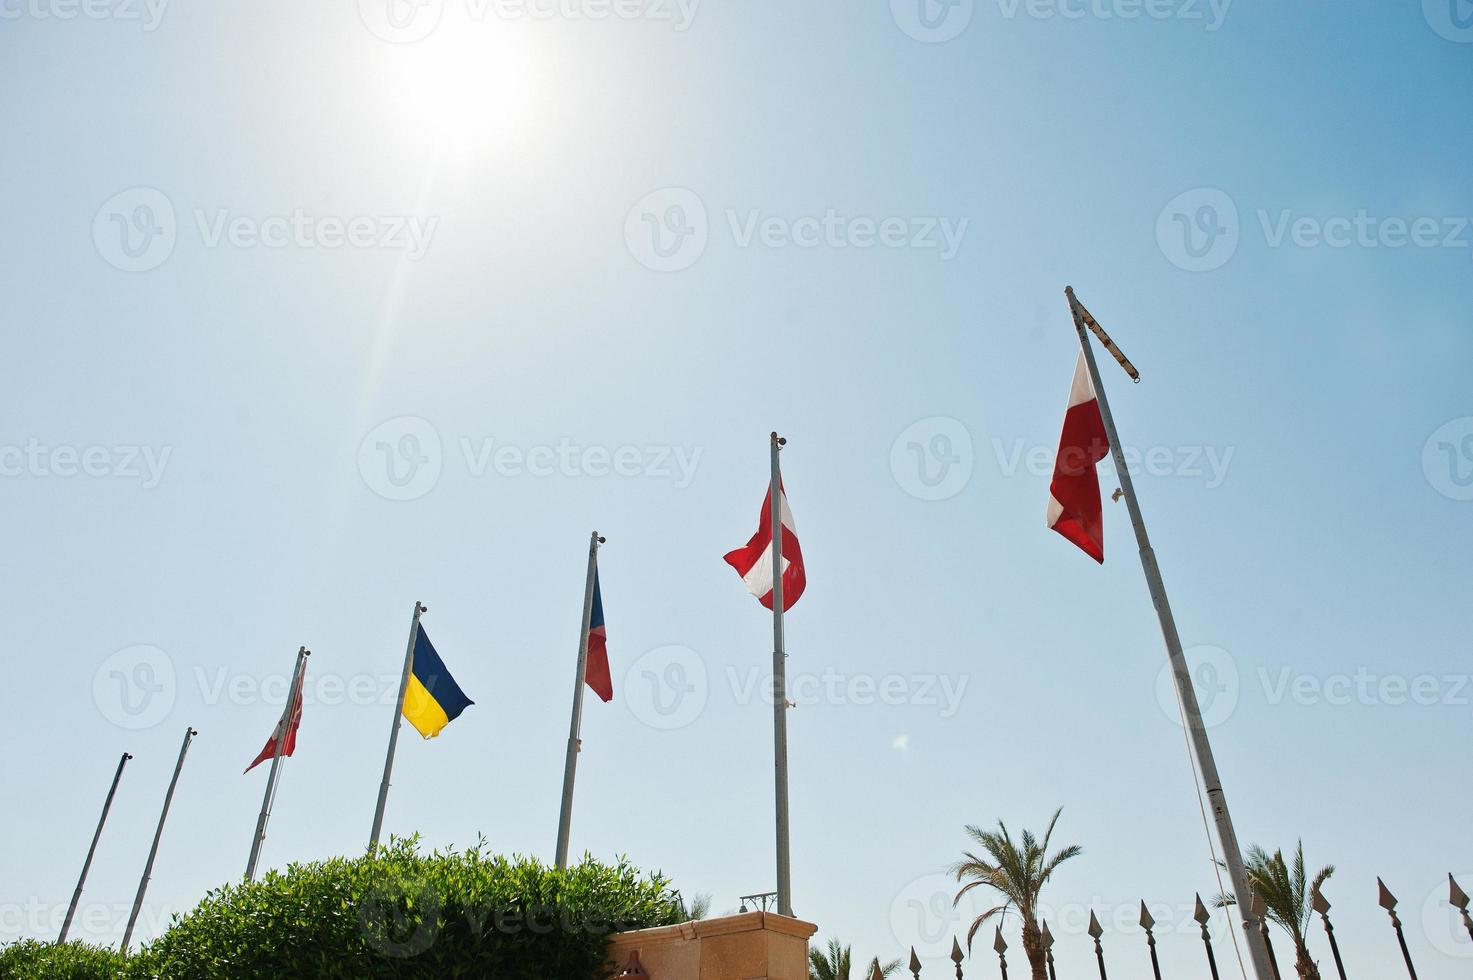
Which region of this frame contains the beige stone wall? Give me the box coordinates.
[607,911,818,980]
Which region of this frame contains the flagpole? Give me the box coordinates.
[58,751,132,944]
[770,431,793,917]
[1064,286,1274,980]
[555,531,604,870]
[246,646,308,882]
[122,725,195,952]
[370,602,424,851]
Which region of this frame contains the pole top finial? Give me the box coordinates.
[1040,921,1054,949]
[1193,894,1210,924]
[1139,902,1156,930]
[993,926,1007,954]
[951,937,964,963]
[1249,890,1268,918]
[1089,911,1104,938]
[1378,878,1399,911]
[1311,884,1330,915]
[909,946,923,972]
[123,752,133,760]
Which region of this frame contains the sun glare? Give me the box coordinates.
[381,28,538,156]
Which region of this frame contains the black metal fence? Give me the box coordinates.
[876,875,1473,980]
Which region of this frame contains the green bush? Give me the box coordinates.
[0,939,135,980]
[2,840,682,980]
[138,836,682,979]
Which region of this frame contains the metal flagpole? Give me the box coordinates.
[122,725,195,952]
[1064,286,1274,980]
[770,430,793,916]
[246,646,309,882]
[370,602,424,850]
[555,531,604,870]
[58,751,132,944]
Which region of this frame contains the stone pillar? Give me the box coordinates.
[607,911,818,980]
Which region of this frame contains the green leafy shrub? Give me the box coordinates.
[0,939,136,980]
[137,836,682,979]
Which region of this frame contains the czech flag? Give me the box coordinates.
[584,571,613,703]
[1047,351,1110,563]
[402,626,474,739]
[725,482,806,611]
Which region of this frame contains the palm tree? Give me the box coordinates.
[808,937,900,980]
[674,892,713,922]
[951,808,1081,980]
[1215,841,1334,980]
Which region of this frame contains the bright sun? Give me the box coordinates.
[381,28,537,155]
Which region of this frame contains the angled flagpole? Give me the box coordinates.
[1064,286,1273,980]
[246,646,309,882]
[770,431,793,916]
[58,751,132,944]
[370,602,424,850]
[555,531,604,869]
[122,725,195,952]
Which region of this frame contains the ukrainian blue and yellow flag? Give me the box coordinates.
[402,626,473,739]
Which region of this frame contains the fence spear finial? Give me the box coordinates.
[1088,910,1108,980]
[952,936,965,979]
[1379,878,1420,980]
[1452,874,1473,945]
[994,926,1009,980]
[1249,890,1283,980]
[1041,920,1058,980]
[1140,902,1163,980]
[1193,894,1221,980]
[1310,883,1347,980]
[910,947,923,980]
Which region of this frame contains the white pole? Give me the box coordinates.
[122,725,195,952]
[370,602,423,850]
[555,531,603,870]
[770,431,793,916]
[245,646,308,881]
[58,751,131,944]
[1065,286,1273,980]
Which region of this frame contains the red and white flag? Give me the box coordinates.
[725,483,806,611]
[1047,351,1111,563]
[245,664,305,773]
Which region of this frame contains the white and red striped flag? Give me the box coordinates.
[245,663,305,773]
[1047,351,1111,563]
[724,482,807,611]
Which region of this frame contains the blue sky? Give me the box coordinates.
[2,0,1471,977]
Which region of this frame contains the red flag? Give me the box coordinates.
[584,570,613,703]
[245,665,305,773]
[724,482,806,611]
[1047,351,1110,563]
